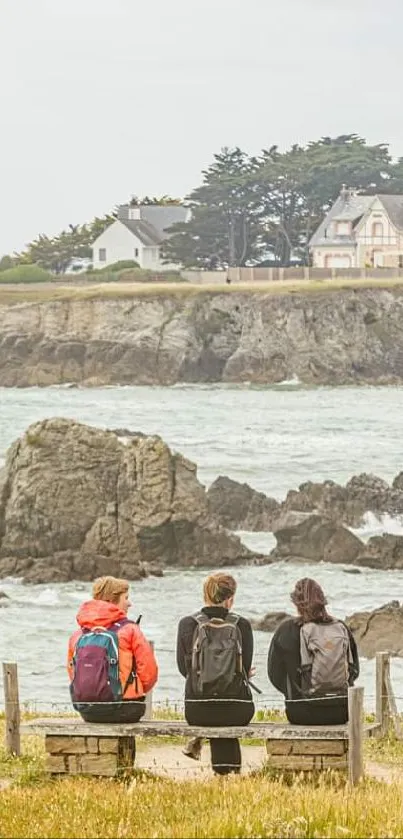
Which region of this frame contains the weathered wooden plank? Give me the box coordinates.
[98,738,119,754]
[376,651,390,737]
[45,736,88,754]
[266,739,347,756]
[86,737,99,754]
[22,719,354,740]
[3,662,21,756]
[348,686,364,786]
[266,755,320,770]
[321,755,348,769]
[118,737,136,768]
[79,754,118,776]
[46,754,68,773]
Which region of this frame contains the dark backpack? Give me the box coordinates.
[71,619,134,704]
[190,612,243,698]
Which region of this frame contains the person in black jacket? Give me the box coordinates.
[267,578,359,725]
[176,572,255,775]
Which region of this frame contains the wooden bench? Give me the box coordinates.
[22,693,380,784]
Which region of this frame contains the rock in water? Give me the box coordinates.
[207,475,280,531]
[250,611,293,632]
[270,514,363,565]
[0,418,268,584]
[345,601,403,658]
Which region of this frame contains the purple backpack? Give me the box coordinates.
[71,620,133,703]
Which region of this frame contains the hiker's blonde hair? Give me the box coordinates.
[92,576,129,604]
[203,573,237,606]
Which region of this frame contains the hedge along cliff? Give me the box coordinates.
[0,418,267,584]
[2,286,403,385]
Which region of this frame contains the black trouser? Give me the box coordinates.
[185,699,255,775]
[73,699,146,724]
[285,696,348,726]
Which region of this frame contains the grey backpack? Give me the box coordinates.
[299,620,353,698]
[191,612,243,698]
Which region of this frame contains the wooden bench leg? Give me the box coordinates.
[265,738,348,772]
[45,735,136,777]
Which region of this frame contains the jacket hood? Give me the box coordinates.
[76,599,127,629]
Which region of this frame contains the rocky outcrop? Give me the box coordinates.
[270,514,363,565]
[250,611,293,632]
[3,286,403,386]
[204,469,403,533]
[353,534,403,570]
[0,418,267,584]
[279,474,403,528]
[270,515,403,571]
[345,601,403,658]
[207,475,280,531]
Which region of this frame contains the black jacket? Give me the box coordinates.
[176,606,254,700]
[267,617,360,700]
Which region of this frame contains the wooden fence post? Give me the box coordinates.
[348,685,364,785]
[376,651,390,736]
[2,662,21,756]
[144,642,154,721]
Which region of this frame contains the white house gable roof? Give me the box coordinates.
[115,204,188,247]
[310,191,403,249]
[309,193,374,247]
[119,219,162,246]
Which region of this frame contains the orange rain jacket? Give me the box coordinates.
[67,599,158,699]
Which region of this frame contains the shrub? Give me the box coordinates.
[0,265,52,284]
[0,255,15,272]
[96,260,140,273]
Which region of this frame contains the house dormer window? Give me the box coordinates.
[335,220,351,236]
[371,221,383,239]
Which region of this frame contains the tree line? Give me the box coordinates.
[2,134,403,273]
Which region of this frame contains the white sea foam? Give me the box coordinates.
[276,375,301,387]
[352,511,403,542]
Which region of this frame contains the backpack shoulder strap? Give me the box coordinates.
[225,612,240,626]
[193,611,210,625]
[109,618,134,632]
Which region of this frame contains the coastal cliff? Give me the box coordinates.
[1,285,403,386]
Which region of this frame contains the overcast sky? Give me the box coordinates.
[1,0,402,253]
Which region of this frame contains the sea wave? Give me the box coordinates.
[352,511,403,542]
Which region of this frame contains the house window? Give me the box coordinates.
[134,248,139,258]
[98,248,106,262]
[335,221,351,236]
[371,222,383,239]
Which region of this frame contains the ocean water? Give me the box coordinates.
[1,383,403,712]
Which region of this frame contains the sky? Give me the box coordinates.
[1,0,402,253]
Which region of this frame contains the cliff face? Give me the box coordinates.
[1,287,403,386]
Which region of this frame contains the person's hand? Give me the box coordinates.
[248,667,256,678]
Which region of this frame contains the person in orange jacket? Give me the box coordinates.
[68,575,158,723]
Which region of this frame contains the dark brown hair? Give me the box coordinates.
[290,578,332,623]
[203,573,237,606]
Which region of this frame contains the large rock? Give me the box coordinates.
[354,533,403,570]
[250,611,293,632]
[345,601,403,658]
[207,475,280,531]
[0,418,268,584]
[270,514,363,565]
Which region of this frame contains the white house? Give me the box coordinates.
[310,188,403,269]
[91,204,189,271]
